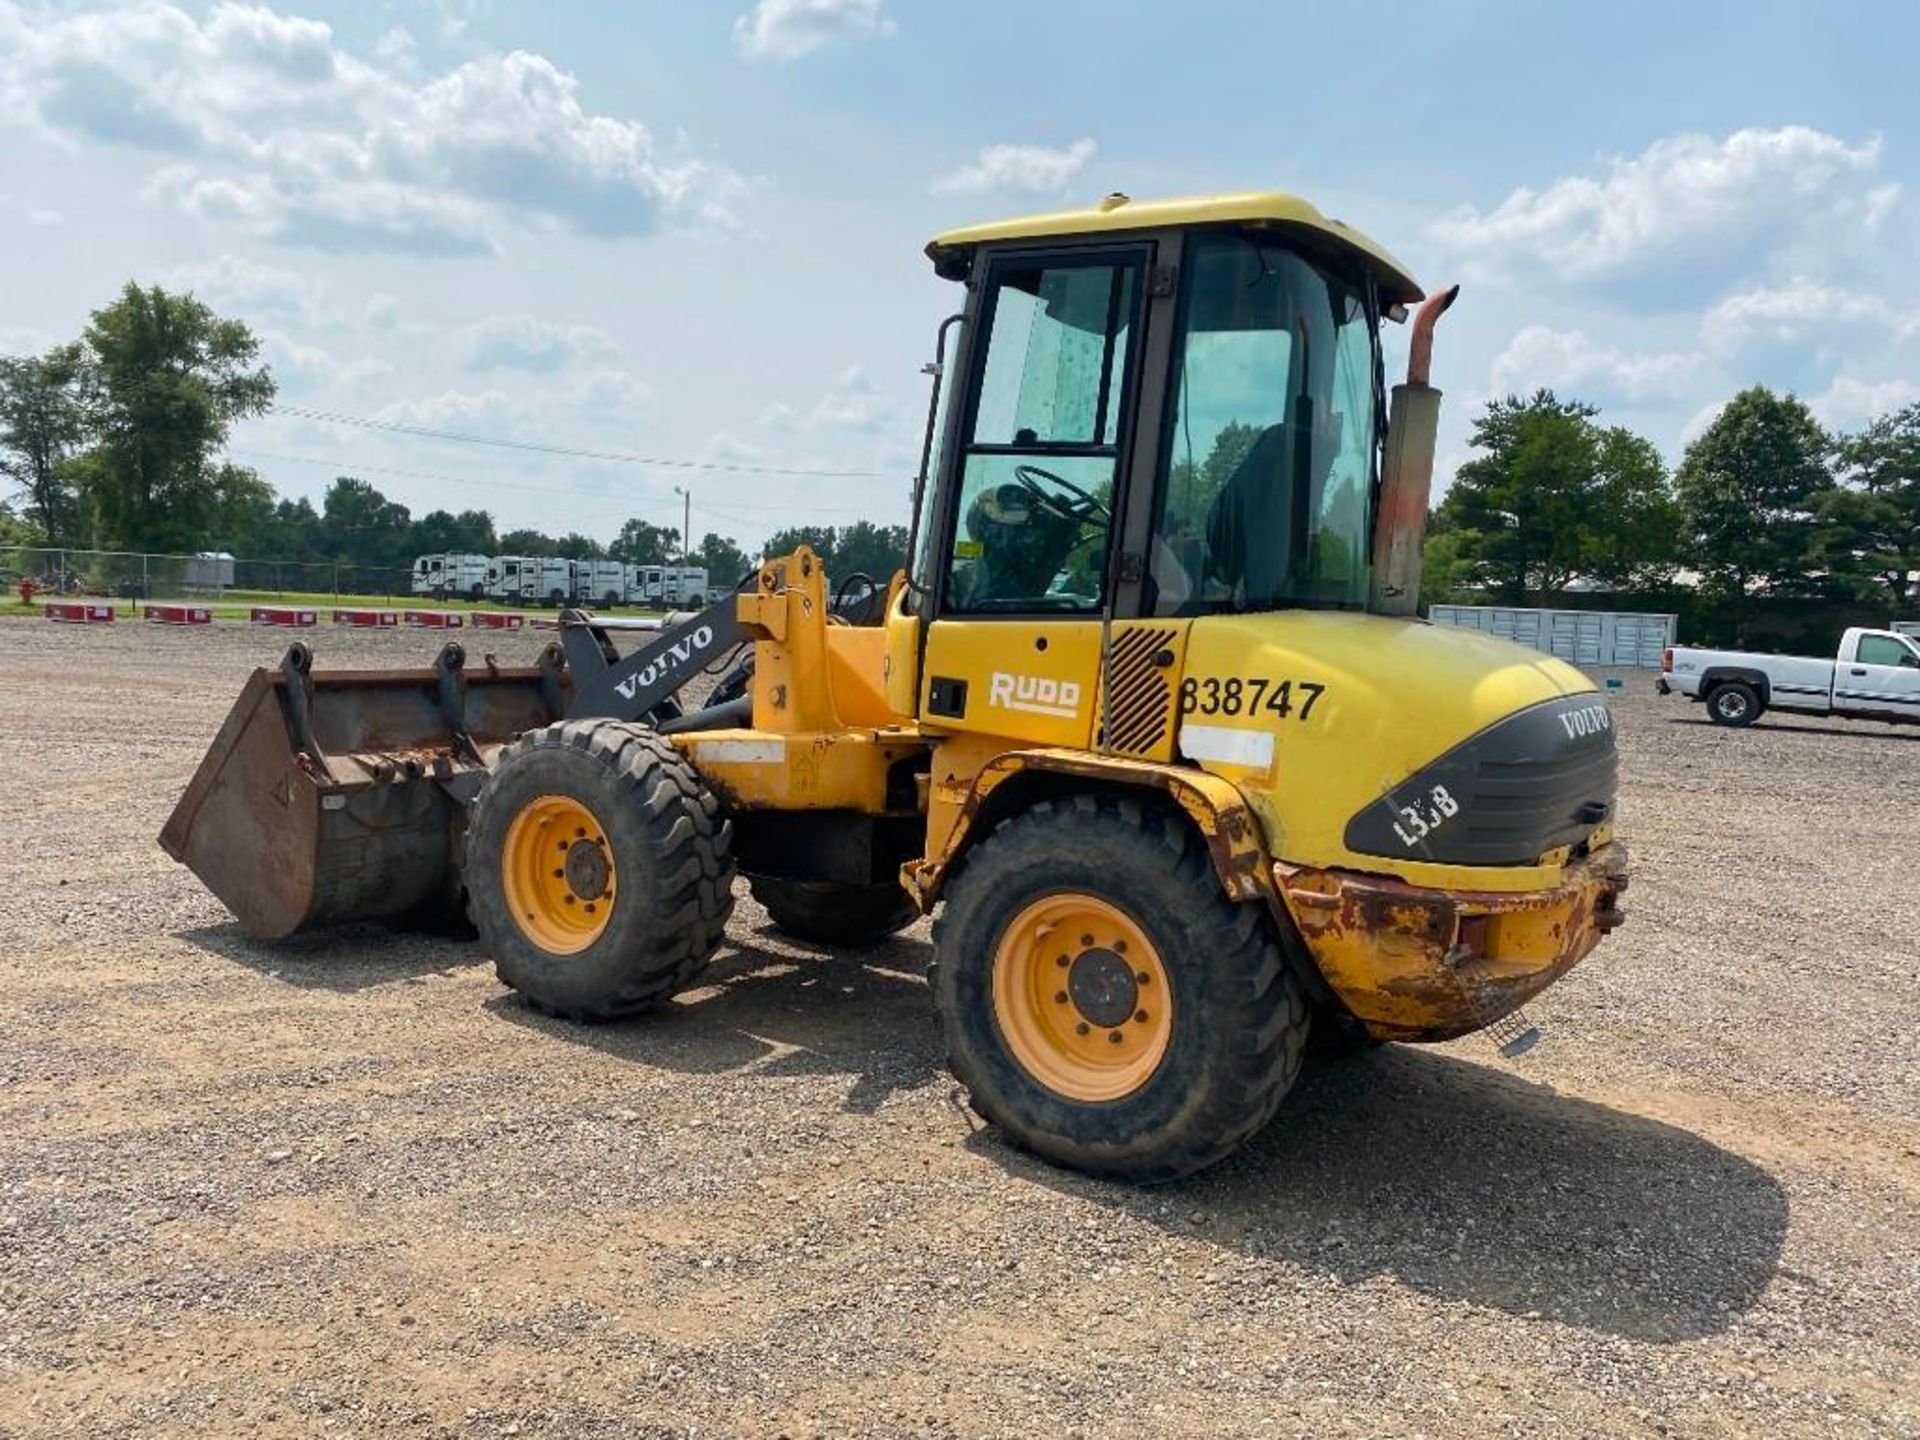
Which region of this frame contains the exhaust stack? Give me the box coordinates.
[1369,284,1459,617]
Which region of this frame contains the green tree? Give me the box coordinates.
[693,532,751,585]
[262,497,324,561]
[499,528,562,556]
[1437,391,1678,601]
[608,517,676,565]
[1675,386,1831,637]
[0,500,46,547]
[554,531,606,559]
[0,344,88,544]
[207,463,277,553]
[78,283,275,551]
[832,520,910,579]
[412,508,497,556]
[1418,521,1474,607]
[320,476,412,566]
[1809,403,1920,609]
[763,525,839,567]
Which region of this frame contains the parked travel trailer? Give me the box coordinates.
[574,559,628,608]
[411,553,491,599]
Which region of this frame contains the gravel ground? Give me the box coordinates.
[0,617,1915,1439]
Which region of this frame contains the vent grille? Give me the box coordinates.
[1099,625,1181,759]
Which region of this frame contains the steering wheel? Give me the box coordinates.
[1014,464,1110,524]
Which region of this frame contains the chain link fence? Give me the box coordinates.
[1,547,419,603]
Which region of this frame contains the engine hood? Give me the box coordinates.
[1175,611,1608,890]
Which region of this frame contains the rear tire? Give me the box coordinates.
[750,877,917,947]
[466,719,735,1020]
[1707,681,1762,727]
[932,795,1310,1181]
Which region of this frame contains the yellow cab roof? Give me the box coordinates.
[926,190,1423,307]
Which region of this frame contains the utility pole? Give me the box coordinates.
[673,485,691,564]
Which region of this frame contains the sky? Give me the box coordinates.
[2,0,1917,555]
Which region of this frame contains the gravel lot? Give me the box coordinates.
[1,617,1915,1439]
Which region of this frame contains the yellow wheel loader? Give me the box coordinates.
[163,192,1628,1181]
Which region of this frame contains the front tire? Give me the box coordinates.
[932,796,1310,1181]
[750,877,917,947]
[466,719,735,1020]
[1707,681,1762,728]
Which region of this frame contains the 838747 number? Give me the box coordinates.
[1179,676,1326,720]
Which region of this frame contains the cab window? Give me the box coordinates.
[1149,232,1380,615]
[943,252,1142,614]
[1857,634,1920,667]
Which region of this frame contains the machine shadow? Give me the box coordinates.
[180,921,486,992]
[983,1046,1788,1344]
[483,931,945,1115]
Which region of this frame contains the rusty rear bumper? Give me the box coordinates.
[1276,844,1629,1043]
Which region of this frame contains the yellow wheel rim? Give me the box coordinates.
[500,794,616,955]
[991,893,1172,1102]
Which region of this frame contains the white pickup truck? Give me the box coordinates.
[1659,627,1920,727]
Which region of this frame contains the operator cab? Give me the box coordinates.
[914,191,1423,627]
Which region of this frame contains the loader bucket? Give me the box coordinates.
[159,642,566,939]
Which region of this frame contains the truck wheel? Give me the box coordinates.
[750,877,917,947]
[547,589,566,607]
[1707,681,1762,728]
[601,590,620,609]
[466,719,735,1020]
[932,795,1310,1181]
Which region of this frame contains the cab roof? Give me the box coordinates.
[926,190,1423,307]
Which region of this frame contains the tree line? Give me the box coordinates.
[0,281,913,587]
[14,282,1911,639]
[1422,385,1920,639]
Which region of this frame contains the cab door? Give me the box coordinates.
[1835,631,1920,719]
[920,245,1151,749]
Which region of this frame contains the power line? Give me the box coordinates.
[267,404,902,480]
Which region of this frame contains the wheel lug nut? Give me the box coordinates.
[1134,1010,1149,1024]
[1075,1022,1090,1036]
[1107,1031,1124,1045]
[553,868,565,878]
[1080,934,1093,946]
[1136,971,1151,985]
[1114,940,1128,954]
[1055,955,1070,968]
[563,895,575,905]
[1054,991,1068,1004]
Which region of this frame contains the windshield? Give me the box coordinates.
[1149,232,1381,614]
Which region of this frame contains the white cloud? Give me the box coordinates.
[1808,376,1920,430]
[933,138,1096,196]
[262,330,392,389]
[757,364,897,433]
[1429,127,1893,286]
[373,25,418,71]
[461,315,621,373]
[162,254,340,328]
[0,1,741,253]
[1489,325,1698,404]
[732,0,893,62]
[1702,279,1912,352]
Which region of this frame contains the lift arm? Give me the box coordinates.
[558,597,752,723]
